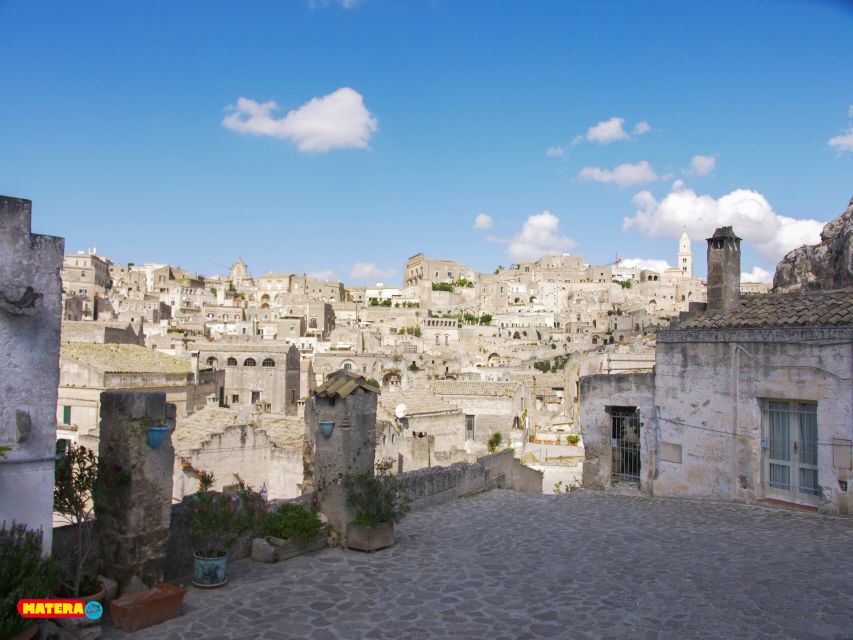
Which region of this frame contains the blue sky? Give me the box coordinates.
[1,0,851,284]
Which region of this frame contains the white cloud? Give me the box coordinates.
[623,184,824,261]
[579,117,629,144]
[473,213,493,230]
[620,258,671,273]
[741,266,773,284]
[572,117,650,145]
[687,154,716,176]
[222,87,378,152]
[545,146,566,157]
[579,161,658,187]
[506,211,576,262]
[349,262,394,281]
[308,269,337,282]
[828,106,853,154]
[633,121,651,135]
[829,127,853,153]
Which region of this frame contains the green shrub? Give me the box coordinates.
[0,523,57,638]
[431,282,454,292]
[566,434,580,445]
[365,378,380,389]
[262,503,324,545]
[487,432,503,453]
[343,460,411,526]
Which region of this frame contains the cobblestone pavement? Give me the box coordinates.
[103,490,853,640]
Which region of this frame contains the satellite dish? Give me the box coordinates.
[394,404,407,419]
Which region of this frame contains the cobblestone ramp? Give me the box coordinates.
[103,490,853,640]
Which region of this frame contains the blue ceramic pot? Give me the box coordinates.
[319,421,335,438]
[147,425,171,449]
[193,551,227,588]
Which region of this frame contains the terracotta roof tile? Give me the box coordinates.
[676,288,853,330]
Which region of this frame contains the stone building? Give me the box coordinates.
[0,196,64,549]
[579,225,853,514]
[172,400,304,501]
[195,342,300,414]
[431,380,526,450]
[57,343,223,447]
[376,388,467,472]
[61,250,111,317]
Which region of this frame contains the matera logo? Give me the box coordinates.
[17,599,103,620]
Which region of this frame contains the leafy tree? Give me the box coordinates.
[479,313,493,326]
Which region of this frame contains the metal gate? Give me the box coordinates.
[611,407,640,483]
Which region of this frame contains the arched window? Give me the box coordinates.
[244,358,256,367]
[227,357,238,366]
[207,357,218,367]
[343,362,353,371]
[262,358,275,367]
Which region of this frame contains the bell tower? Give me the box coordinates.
[678,230,692,278]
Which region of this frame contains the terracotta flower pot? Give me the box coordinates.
[110,583,186,632]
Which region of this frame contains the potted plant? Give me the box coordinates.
[567,434,580,445]
[342,459,411,552]
[54,442,128,599]
[190,472,265,588]
[0,523,56,640]
[258,503,326,561]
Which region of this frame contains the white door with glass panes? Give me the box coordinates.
[762,400,820,506]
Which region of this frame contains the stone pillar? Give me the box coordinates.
[95,391,175,591]
[0,196,64,552]
[304,371,377,541]
[706,226,741,312]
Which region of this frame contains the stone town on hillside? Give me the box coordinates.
[1,193,852,637]
[6,193,853,513]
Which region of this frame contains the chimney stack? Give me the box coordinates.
[706,226,741,312]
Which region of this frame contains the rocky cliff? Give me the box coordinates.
[773,195,853,292]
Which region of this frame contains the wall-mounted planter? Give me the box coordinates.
[147,425,171,449]
[318,421,335,439]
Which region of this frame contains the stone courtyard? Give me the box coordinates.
[103,490,853,640]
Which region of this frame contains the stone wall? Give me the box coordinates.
[398,449,543,510]
[0,196,64,551]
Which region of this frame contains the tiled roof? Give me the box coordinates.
[378,388,459,418]
[676,288,853,329]
[431,380,520,397]
[315,370,379,399]
[61,343,192,374]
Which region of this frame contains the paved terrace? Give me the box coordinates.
[105,490,853,640]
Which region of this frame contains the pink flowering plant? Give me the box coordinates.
[191,472,266,558]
